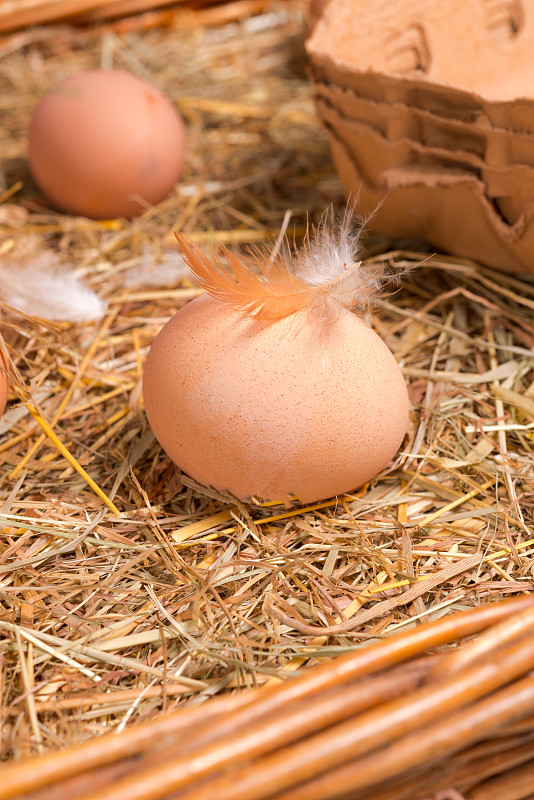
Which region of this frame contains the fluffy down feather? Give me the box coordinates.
[175,208,406,321]
[124,245,190,288]
[0,247,106,322]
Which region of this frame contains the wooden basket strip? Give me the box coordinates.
[23,682,534,800]
[19,759,149,800]
[0,0,117,31]
[130,633,534,800]
[447,743,534,799]
[427,604,534,681]
[468,760,534,800]
[2,600,533,800]
[0,692,256,799]
[445,734,534,791]
[134,668,454,800]
[75,0,270,34]
[28,660,434,800]
[74,0,222,22]
[488,716,534,737]
[270,673,534,800]
[341,735,534,800]
[0,0,221,32]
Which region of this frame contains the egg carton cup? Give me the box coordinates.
[316,98,534,226]
[307,0,534,134]
[326,127,534,273]
[313,81,534,169]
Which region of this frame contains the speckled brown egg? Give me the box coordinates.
[28,69,186,219]
[142,294,409,504]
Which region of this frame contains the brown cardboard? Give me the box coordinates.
[327,129,534,273]
[307,0,534,99]
[306,0,534,271]
[316,99,534,224]
[307,0,534,133]
[308,0,331,29]
[314,82,534,168]
[311,55,534,133]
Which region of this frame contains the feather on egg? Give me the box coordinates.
[175,209,407,322]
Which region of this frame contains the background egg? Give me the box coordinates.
[28,69,186,219]
[143,294,409,504]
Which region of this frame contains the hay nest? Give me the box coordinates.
[0,1,533,794]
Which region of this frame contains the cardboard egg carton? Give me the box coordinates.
[316,98,534,225]
[327,131,534,273]
[313,83,534,169]
[308,49,534,135]
[306,0,534,272]
[307,0,534,128]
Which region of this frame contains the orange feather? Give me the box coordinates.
[174,210,408,322]
[174,233,327,321]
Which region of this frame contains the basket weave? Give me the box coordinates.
[3,598,534,800]
[0,0,229,32]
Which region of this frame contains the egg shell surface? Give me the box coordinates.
[143,295,409,504]
[28,69,186,219]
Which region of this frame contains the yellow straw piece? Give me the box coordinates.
[486,537,534,563]
[166,227,307,245]
[171,510,234,542]
[368,534,534,594]
[10,309,118,480]
[369,576,427,594]
[0,181,23,204]
[103,407,130,427]
[415,478,495,528]
[0,431,28,454]
[64,384,136,417]
[176,533,221,550]
[172,496,348,543]
[177,97,270,118]
[256,496,348,526]
[97,219,123,230]
[25,403,120,517]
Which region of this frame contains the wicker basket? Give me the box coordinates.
[2,598,534,800]
[0,0,228,32]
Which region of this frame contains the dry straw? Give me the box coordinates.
[0,1,533,798]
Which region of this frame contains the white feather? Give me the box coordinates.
[124,246,191,289]
[293,208,362,285]
[291,207,385,313]
[0,249,106,322]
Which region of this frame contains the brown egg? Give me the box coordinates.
[143,295,409,504]
[28,69,186,219]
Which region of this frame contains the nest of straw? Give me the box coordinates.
[0,1,533,796]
